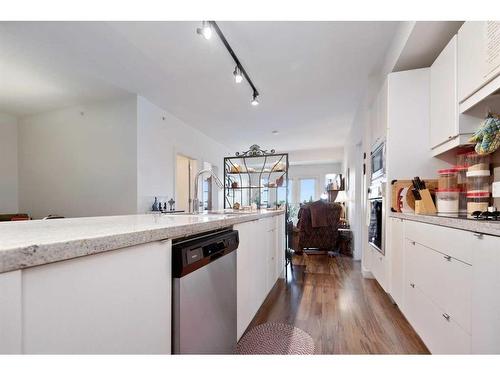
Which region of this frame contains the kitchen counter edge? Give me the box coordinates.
[389,212,500,237]
[0,210,285,274]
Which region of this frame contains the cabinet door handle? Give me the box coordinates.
[473,233,483,239]
[410,241,416,245]
[442,313,450,321]
[443,255,452,261]
[410,283,415,288]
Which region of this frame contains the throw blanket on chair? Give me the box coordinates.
[296,201,342,253]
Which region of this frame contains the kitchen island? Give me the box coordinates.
[0,210,285,354]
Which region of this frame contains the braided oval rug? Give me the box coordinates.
[235,322,315,355]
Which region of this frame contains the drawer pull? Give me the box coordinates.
[443,255,452,261]
[410,283,415,288]
[442,313,450,321]
[473,232,483,239]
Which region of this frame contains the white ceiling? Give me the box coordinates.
[0,21,400,152]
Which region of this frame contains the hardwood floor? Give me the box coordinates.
[246,253,429,354]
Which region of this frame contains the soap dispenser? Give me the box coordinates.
[152,197,159,211]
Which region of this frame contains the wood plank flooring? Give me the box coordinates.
[246,254,429,354]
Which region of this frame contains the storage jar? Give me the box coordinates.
[435,189,460,214]
[466,169,491,193]
[438,168,458,190]
[466,152,490,172]
[467,191,490,215]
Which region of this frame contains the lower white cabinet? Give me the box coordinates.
[0,240,172,354]
[391,218,500,354]
[0,270,22,354]
[235,215,285,340]
[405,275,470,354]
[370,247,387,292]
[388,217,404,306]
[471,233,500,353]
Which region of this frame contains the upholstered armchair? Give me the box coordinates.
[295,200,342,254]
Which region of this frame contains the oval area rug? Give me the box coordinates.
[235,322,315,355]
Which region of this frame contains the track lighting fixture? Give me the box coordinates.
[233,66,243,83]
[251,92,259,106]
[196,21,212,40]
[197,21,260,106]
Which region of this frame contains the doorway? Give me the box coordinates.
[175,154,198,212]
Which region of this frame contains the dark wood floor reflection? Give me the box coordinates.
[247,254,429,354]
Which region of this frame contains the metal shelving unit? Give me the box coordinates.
[223,145,291,276]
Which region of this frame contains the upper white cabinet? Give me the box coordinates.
[458,22,486,103]
[430,34,480,155]
[430,35,458,149]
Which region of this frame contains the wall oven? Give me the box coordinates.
[368,181,385,255]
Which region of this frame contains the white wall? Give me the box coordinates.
[0,113,19,213]
[18,96,138,219]
[136,96,230,213]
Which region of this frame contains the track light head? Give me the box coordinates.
[233,66,243,83]
[196,21,212,40]
[251,92,259,106]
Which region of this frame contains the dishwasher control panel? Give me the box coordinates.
[172,229,239,277]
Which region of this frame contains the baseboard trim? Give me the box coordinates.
[362,270,374,279]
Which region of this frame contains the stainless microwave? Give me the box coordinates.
[370,142,385,181]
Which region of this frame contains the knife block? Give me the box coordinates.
[414,189,437,215]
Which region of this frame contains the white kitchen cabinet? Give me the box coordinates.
[458,21,500,103]
[0,270,22,354]
[388,217,404,307]
[236,215,285,340]
[370,246,387,292]
[429,34,479,155]
[458,22,486,102]
[236,220,258,339]
[405,274,470,354]
[471,233,500,354]
[430,35,458,149]
[21,240,172,354]
[406,240,471,334]
[275,214,285,279]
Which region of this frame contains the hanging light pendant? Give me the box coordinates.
[233,66,243,83]
[196,21,212,40]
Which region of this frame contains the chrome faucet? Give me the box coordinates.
[192,168,224,213]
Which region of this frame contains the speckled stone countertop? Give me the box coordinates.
[389,212,500,237]
[0,210,284,274]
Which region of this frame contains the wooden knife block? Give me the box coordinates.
[414,189,437,215]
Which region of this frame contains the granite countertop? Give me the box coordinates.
[389,212,500,237]
[0,210,285,274]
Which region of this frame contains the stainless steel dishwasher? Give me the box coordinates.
[172,228,239,354]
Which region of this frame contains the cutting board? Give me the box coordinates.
[390,179,438,213]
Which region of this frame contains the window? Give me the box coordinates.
[299,178,316,203]
[276,180,291,205]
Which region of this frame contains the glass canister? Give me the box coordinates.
[435,188,460,214]
[466,152,490,172]
[467,191,491,215]
[466,169,491,193]
[455,165,468,213]
[438,168,458,190]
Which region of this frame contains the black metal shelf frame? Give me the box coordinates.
[223,145,291,278]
